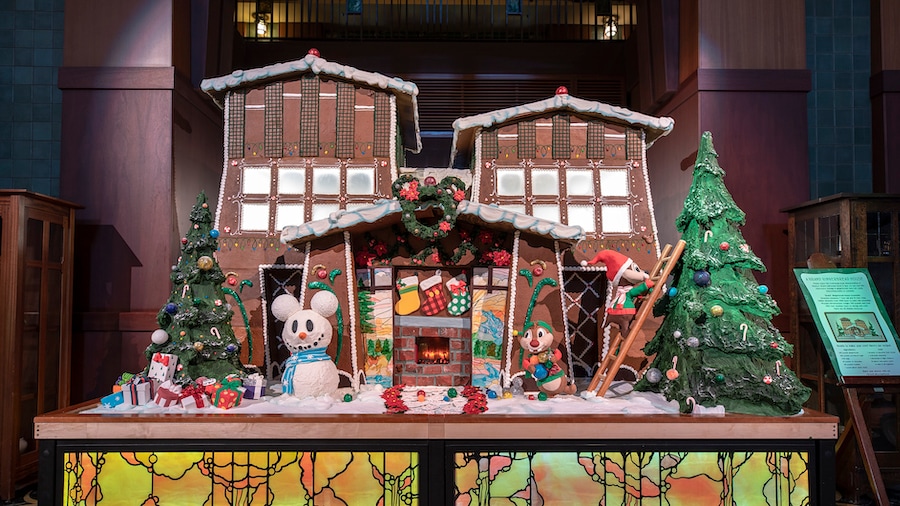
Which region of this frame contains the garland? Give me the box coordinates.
[392,175,467,241]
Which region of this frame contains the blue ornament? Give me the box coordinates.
[759,285,769,294]
[693,270,711,287]
[226,344,237,353]
[210,229,220,238]
[532,363,549,380]
[165,303,178,314]
[668,287,678,297]
[486,389,498,399]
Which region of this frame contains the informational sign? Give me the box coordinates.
[794,268,900,381]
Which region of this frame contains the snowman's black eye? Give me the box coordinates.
[306,319,314,332]
[291,320,299,333]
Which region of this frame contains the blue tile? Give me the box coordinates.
[855,145,871,163]
[32,65,50,82]
[10,156,30,175]
[32,102,49,120]
[14,47,33,65]
[835,144,853,163]
[815,0,833,16]
[33,121,49,141]
[814,17,833,35]
[14,10,34,29]
[0,30,14,48]
[833,0,851,16]
[0,122,10,139]
[0,159,10,175]
[817,109,835,127]
[31,157,49,176]
[852,0,869,16]
[32,29,52,48]
[853,90,869,107]
[856,107,871,125]
[815,35,834,52]
[12,102,31,121]
[853,72,869,90]
[31,84,49,103]
[833,35,853,53]
[834,108,853,125]
[834,72,853,90]
[815,53,834,71]
[13,65,31,84]
[834,90,853,108]
[15,0,35,11]
[817,145,835,163]
[0,178,11,188]
[13,83,30,102]
[31,178,55,196]
[33,11,50,29]
[853,35,869,53]
[853,53,870,72]
[14,28,33,47]
[0,48,13,64]
[816,90,834,107]
[834,127,853,143]
[818,127,835,144]
[816,71,835,88]
[834,180,856,193]
[851,16,868,35]
[854,127,871,143]
[34,0,52,10]
[817,181,836,198]
[833,53,852,71]
[33,47,54,66]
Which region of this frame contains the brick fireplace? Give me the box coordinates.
[393,316,472,387]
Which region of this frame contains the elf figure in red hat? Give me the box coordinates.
[583,250,655,379]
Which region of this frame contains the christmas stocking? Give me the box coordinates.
[446,274,471,316]
[395,275,421,315]
[420,273,448,316]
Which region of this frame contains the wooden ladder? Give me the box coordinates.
[587,239,686,397]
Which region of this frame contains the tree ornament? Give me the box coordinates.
[673,330,682,339]
[165,303,178,314]
[770,341,779,349]
[181,237,188,245]
[715,373,725,383]
[538,392,548,401]
[215,299,223,307]
[180,330,186,336]
[193,341,204,351]
[555,85,568,95]
[666,356,679,380]
[763,375,773,385]
[719,241,730,251]
[308,47,320,57]
[151,329,169,344]
[227,275,238,286]
[710,305,724,317]
[343,393,353,402]
[759,285,769,294]
[686,336,700,348]
[644,368,663,383]
[740,243,750,252]
[226,344,237,353]
[210,229,219,238]
[197,256,214,270]
[448,387,458,398]
[693,270,711,286]
[202,202,208,209]
[668,287,677,297]
[424,176,436,185]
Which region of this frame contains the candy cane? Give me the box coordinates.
[666,356,680,380]
[686,396,696,411]
[210,327,220,340]
[740,323,748,342]
[776,360,782,376]
[182,285,190,298]
[704,230,713,242]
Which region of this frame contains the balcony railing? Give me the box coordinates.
[236,0,636,41]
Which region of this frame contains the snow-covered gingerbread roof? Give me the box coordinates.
[280,200,584,247]
[200,51,422,153]
[449,92,674,167]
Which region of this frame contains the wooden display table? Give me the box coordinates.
[36,400,839,505]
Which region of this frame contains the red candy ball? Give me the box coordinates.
[532,266,543,276]
[719,241,730,251]
[317,269,327,279]
[181,237,188,245]
[424,176,436,185]
[227,276,238,286]
[556,86,569,95]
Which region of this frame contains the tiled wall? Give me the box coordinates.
[806,0,872,198]
[0,0,64,196]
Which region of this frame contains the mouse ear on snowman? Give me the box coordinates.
[271,291,339,321]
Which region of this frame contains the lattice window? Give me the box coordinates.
[335,82,356,158]
[586,121,605,159]
[625,128,643,159]
[299,75,320,156]
[264,83,283,158]
[563,270,606,377]
[517,121,535,160]
[481,129,499,159]
[373,93,391,158]
[261,266,304,380]
[227,90,245,159]
[552,115,570,159]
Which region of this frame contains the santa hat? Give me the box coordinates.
[584,250,633,287]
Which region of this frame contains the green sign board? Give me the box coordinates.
[794,268,900,381]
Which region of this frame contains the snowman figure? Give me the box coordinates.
[271,291,340,398]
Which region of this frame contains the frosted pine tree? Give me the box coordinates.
[635,132,810,416]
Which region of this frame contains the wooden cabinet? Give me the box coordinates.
[785,193,900,414]
[0,190,78,500]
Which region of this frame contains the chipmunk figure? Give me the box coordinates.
[517,321,577,397]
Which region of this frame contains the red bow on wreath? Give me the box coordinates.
[152,352,170,366]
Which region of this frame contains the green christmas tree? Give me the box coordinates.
[635,132,810,416]
[144,192,248,383]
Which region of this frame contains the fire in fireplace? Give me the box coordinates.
[416,336,450,364]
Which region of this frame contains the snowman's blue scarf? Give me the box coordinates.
[282,350,332,395]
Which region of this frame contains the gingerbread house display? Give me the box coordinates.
[200,51,675,387]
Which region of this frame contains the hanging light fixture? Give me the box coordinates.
[604,15,618,39]
[254,12,269,36]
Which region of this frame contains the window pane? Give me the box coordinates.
[568,205,596,233]
[499,204,526,215]
[532,170,559,195]
[600,169,629,197]
[243,167,271,194]
[275,203,304,230]
[278,168,306,194]
[472,268,489,286]
[497,169,525,195]
[313,168,341,194]
[347,168,375,195]
[601,205,631,233]
[373,268,393,287]
[567,169,594,196]
[241,203,270,231]
[312,203,340,221]
[533,205,560,223]
[492,268,509,287]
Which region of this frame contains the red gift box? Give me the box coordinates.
[213,377,245,410]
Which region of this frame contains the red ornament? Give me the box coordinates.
[424,176,436,185]
[317,269,327,279]
[227,276,238,286]
[763,375,773,385]
[532,266,544,276]
[770,341,778,349]
[555,86,569,95]
[719,241,730,251]
[308,48,320,57]
[181,237,188,245]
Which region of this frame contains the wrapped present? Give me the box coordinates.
[148,352,178,382]
[213,376,245,410]
[112,372,136,393]
[101,391,124,408]
[153,380,182,407]
[122,376,153,406]
[242,373,267,399]
[179,384,209,409]
[196,376,219,396]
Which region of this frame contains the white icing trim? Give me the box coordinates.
[214,96,230,232]
[640,134,663,258]
[471,130,483,200]
[390,95,398,182]
[503,231,521,390]
[299,242,312,309]
[343,231,360,390]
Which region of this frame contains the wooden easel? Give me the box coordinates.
[836,378,900,506]
[587,240,685,397]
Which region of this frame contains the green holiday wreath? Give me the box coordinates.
[392,175,467,241]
